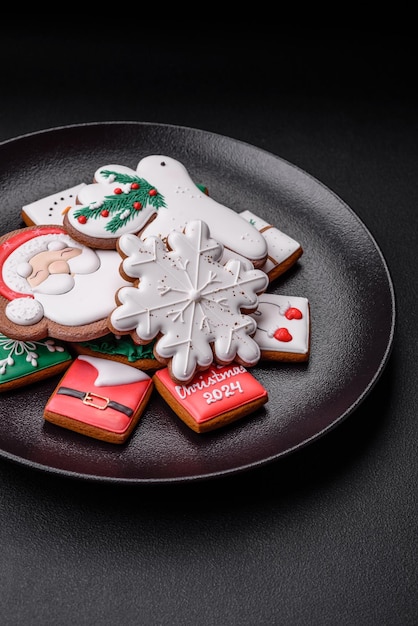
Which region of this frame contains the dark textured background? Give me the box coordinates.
[0,30,417,625]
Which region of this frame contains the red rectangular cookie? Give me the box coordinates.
[44,354,153,444]
[153,363,268,433]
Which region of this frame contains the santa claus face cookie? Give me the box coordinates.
[63,156,268,268]
[0,226,130,342]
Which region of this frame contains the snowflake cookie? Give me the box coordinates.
[109,220,269,384]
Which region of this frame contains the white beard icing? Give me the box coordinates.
[34,250,130,326]
[66,245,101,275]
[32,273,75,295]
[26,246,101,296]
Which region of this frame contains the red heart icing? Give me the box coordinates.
[285,307,302,320]
[274,327,293,342]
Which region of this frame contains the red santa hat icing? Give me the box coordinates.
[0,227,67,300]
[0,226,95,326]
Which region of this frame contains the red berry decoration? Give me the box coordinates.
[77,215,87,224]
[131,182,140,190]
[274,327,293,342]
[149,188,157,196]
[114,187,123,195]
[101,209,109,217]
[133,202,142,210]
[285,307,303,320]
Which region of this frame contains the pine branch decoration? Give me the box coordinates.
[73,170,166,233]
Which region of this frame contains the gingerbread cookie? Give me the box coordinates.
[250,293,310,362]
[0,332,72,392]
[0,226,130,343]
[239,210,303,282]
[62,156,268,268]
[109,219,269,385]
[153,363,268,433]
[21,183,86,227]
[71,332,161,371]
[63,164,165,250]
[44,354,153,443]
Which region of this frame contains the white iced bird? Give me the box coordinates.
[134,155,268,266]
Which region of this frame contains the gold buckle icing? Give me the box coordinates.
[82,392,110,410]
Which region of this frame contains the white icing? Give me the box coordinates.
[2,229,130,327]
[65,156,268,262]
[93,164,138,186]
[219,246,255,270]
[34,250,130,326]
[21,184,86,226]
[136,156,268,262]
[0,335,67,377]
[239,211,270,231]
[78,355,150,386]
[16,262,32,278]
[250,293,310,355]
[110,220,269,383]
[66,165,157,240]
[239,210,301,271]
[3,232,81,295]
[6,297,44,325]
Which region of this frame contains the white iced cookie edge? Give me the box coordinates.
[250,293,310,355]
[239,210,301,274]
[21,184,86,226]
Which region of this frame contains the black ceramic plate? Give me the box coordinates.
[0,122,395,484]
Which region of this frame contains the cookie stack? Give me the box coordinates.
[0,156,310,440]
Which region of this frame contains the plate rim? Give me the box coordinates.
[0,120,396,485]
